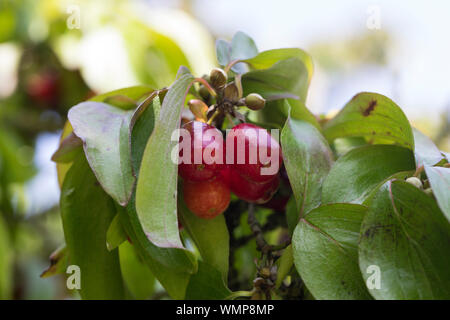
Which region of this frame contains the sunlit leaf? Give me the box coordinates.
[323,92,414,150]
[106,214,127,251]
[0,215,13,299]
[40,245,68,278]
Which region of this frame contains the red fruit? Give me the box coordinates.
[227,123,282,183]
[224,167,280,204]
[178,121,224,182]
[183,177,230,219]
[26,72,59,106]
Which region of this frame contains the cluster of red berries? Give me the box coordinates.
[179,121,282,219]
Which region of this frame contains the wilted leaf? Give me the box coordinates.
[292,204,371,300]
[359,180,450,299]
[323,92,414,150]
[322,145,416,204]
[281,118,333,217]
[425,166,450,222]
[136,73,195,248]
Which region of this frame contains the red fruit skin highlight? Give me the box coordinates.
[227,123,282,183]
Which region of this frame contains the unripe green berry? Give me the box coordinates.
[245,93,266,110]
[406,177,423,189]
[223,82,239,102]
[210,68,227,90]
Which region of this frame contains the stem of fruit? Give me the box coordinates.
[195,78,217,98]
[207,110,220,125]
[224,59,242,73]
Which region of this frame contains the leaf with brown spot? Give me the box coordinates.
[324,92,414,150]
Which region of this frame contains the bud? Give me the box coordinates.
[223,82,239,102]
[406,177,423,189]
[260,267,271,279]
[245,93,266,110]
[198,85,210,100]
[210,68,227,90]
[187,99,208,122]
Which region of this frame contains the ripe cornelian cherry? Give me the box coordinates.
[178,121,225,182]
[221,167,280,204]
[183,177,230,219]
[228,123,282,183]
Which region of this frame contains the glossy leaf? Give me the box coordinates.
[425,166,450,222]
[359,180,450,299]
[323,92,414,150]
[292,204,372,300]
[178,188,230,279]
[413,128,444,167]
[136,73,195,248]
[185,261,231,300]
[281,118,333,217]
[60,155,124,299]
[68,102,135,206]
[322,145,416,204]
[119,241,155,299]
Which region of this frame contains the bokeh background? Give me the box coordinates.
[0,0,448,299]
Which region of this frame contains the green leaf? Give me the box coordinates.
[285,195,298,235]
[51,132,82,163]
[275,244,293,288]
[178,188,230,280]
[68,102,135,206]
[413,128,444,167]
[0,215,13,299]
[359,180,450,299]
[216,39,232,67]
[90,86,153,107]
[136,73,195,248]
[106,214,128,251]
[185,261,231,300]
[292,204,372,300]
[119,241,155,299]
[61,155,125,299]
[322,145,416,204]
[425,166,450,222]
[40,245,68,278]
[231,31,258,61]
[244,48,313,83]
[281,118,334,217]
[118,202,195,299]
[242,57,308,102]
[323,92,414,150]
